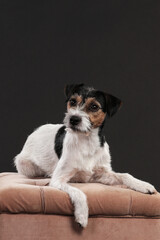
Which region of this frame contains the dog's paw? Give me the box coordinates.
[75,214,88,228]
[73,191,89,228]
[132,180,156,194]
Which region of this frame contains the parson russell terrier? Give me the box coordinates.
[14,84,156,227]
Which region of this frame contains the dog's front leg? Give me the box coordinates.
[93,170,156,194]
[50,161,88,228]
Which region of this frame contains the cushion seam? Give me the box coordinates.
[39,187,45,213]
[128,192,133,215]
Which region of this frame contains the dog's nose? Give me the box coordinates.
[70,116,81,126]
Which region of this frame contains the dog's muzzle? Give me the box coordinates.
[64,108,91,133]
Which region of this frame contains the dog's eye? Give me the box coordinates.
[89,104,100,112]
[69,99,77,107]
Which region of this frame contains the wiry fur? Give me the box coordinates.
[14,84,156,228]
[64,107,91,133]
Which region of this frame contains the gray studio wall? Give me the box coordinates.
[1,1,160,190]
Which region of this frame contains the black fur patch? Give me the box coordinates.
[98,126,106,147]
[65,84,122,117]
[54,126,66,159]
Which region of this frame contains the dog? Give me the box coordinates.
[14,83,156,227]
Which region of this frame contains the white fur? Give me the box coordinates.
[15,122,156,227]
[64,107,91,133]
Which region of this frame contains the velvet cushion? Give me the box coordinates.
[1,214,160,240]
[0,172,160,217]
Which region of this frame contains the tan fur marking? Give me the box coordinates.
[85,98,106,128]
[67,94,83,110]
[89,110,106,128]
[85,98,101,109]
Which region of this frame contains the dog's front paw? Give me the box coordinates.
[75,213,88,228]
[132,180,156,194]
[73,190,89,228]
[74,200,88,228]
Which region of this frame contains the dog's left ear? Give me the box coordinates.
[105,93,122,117]
[64,84,75,98]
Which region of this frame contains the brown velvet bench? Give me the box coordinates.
[0,172,160,240]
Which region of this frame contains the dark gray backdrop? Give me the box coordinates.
[1,1,160,190]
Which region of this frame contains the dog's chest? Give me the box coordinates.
[64,130,100,157]
[63,130,109,172]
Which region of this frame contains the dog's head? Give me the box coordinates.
[63,84,122,133]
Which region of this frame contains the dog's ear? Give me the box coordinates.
[105,93,122,117]
[64,84,75,98]
[64,84,84,99]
